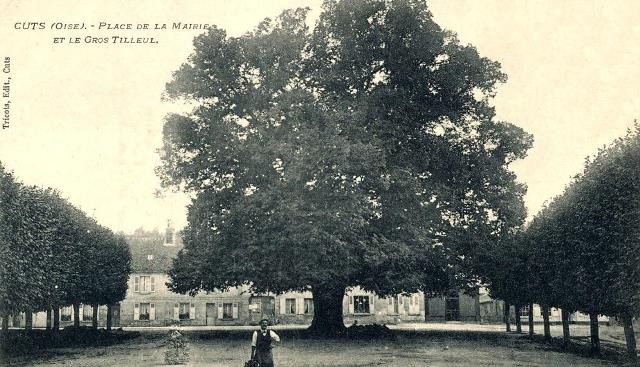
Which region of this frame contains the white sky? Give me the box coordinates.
[0,0,638,233]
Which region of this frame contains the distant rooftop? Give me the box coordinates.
[126,227,183,273]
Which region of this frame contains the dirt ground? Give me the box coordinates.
[1,324,630,367]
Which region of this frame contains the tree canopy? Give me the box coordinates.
[0,162,131,328]
[159,0,531,334]
[487,125,640,359]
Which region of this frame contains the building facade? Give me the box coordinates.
[15,226,605,328]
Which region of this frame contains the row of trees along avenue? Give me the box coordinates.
[0,162,131,331]
[483,126,640,364]
[158,0,532,336]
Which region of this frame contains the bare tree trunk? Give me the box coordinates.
[46,309,52,330]
[53,308,60,331]
[24,310,33,330]
[561,309,570,348]
[622,314,637,365]
[73,303,80,328]
[106,304,113,331]
[515,304,522,333]
[474,292,481,323]
[92,304,99,329]
[528,303,534,336]
[1,312,9,331]
[589,311,600,355]
[542,304,551,341]
[504,301,511,332]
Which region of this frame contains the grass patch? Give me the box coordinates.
[0,327,141,357]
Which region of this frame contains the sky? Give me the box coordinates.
[0,0,638,233]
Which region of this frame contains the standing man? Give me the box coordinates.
[251,318,280,367]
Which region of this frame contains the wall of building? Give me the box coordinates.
[341,287,425,325]
[478,299,610,324]
[425,292,479,322]
[11,304,110,329]
[275,291,314,324]
[15,277,570,328]
[120,273,253,326]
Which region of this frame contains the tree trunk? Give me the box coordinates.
[504,301,511,332]
[589,311,600,355]
[1,312,9,331]
[73,303,80,327]
[24,310,33,330]
[92,304,99,329]
[541,305,551,341]
[46,309,52,330]
[53,308,60,331]
[515,304,522,333]
[528,303,534,336]
[106,304,113,331]
[561,309,570,348]
[621,314,637,365]
[424,295,429,322]
[308,285,346,336]
[474,291,481,322]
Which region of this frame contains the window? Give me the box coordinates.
[134,275,155,293]
[353,296,370,314]
[139,303,150,320]
[61,306,72,321]
[285,298,296,314]
[304,298,314,314]
[82,304,93,321]
[223,303,234,319]
[179,303,190,320]
[519,305,530,317]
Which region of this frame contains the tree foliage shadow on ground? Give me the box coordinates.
[1,327,634,366]
[0,327,141,358]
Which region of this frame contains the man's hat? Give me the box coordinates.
[259,318,270,325]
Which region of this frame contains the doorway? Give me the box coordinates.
[445,292,460,321]
[206,303,216,325]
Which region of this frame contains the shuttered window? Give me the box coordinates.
[139,303,150,320]
[223,303,233,319]
[134,275,155,293]
[179,303,190,320]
